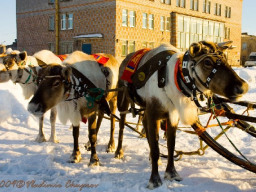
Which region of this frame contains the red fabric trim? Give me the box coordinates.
[121,48,151,83]
[57,54,68,61]
[92,54,109,65]
[174,59,182,92]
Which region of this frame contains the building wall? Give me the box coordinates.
[17,0,243,66]
[17,0,116,55]
[115,0,243,65]
[241,34,256,66]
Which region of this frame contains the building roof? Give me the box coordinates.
[73,33,103,40]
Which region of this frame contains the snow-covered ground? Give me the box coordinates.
[0,67,255,192]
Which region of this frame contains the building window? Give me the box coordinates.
[215,3,221,16]
[122,9,128,27]
[142,13,147,29]
[122,40,128,56]
[161,0,171,4]
[177,15,225,51]
[177,0,185,7]
[166,17,171,31]
[67,13,73,29]
[225,6,231,18]
[49,15,54,31]
[142,42,147,48]
[190,0,198,11]
[60,42,73,54]
[129,41,135,53]
[228,7,231,18]
[129,11,136,27]
[242,43,247,50]
[203,0,211,13]
[166,0,171,4]
[148,14,154,29]
[148,42,154,49]
[160,16,165,31]
[225,27,230,39]
[61,14,66,30]
[48,42,55,52]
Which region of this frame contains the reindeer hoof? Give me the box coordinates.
[89,155,100,166]
[164,171,183,182]
[69,151,82,163]
[115,149,124,159]
[147,175,162,189]
[106,142,115,153]
[48,136,59,143]
[35,135,47,143]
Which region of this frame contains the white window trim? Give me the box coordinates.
[148,14,154,30]
[61,14,66,30]
[122,9,128,27]
[67,13,73,29]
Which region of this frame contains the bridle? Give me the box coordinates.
[1,56,36,84]
[180,50,227,109]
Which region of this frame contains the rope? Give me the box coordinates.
[84,88,105,109]
[210,102,252,164]
[24,69,32,84]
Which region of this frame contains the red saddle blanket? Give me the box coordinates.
[121,48,151,83]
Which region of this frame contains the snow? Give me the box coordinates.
[0,67,256,192]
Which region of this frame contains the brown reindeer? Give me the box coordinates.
[116,41,248,189]
[28,51,120,165]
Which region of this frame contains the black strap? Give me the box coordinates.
[71,67,111,116]
[131,50,176,89]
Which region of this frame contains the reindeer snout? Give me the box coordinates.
[28,102,44,117]
[233,81,248,95]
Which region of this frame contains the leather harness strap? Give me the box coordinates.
[131,50,176,89]
[70,67,111,116]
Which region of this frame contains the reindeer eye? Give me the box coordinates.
[52,79,61,87]
[204,59,213,69]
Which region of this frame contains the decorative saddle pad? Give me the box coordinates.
[121,48,151,83]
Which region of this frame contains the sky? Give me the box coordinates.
[0,0,256,45]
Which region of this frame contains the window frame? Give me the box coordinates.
[61,13,66,30]
[122,9,128,27]
[129,11,136,27]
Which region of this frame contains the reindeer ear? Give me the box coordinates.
[217,41,234,51]
[36,58,48,68]
[189,43,202,57]
[62,66,72,81]
[19,51,27,61]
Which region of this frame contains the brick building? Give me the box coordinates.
[241,33,256,66]
[17,0,243,65]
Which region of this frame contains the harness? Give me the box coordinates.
[175,51,224,109]
[2,56,37,84]
[121,49,176,111]
[64,67,111,116]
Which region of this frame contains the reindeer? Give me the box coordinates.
[28,51,120,164]
[116,41,248,189]
[0,49,61,143]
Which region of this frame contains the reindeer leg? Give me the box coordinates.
[48,107,59,143]
[69,124,82,163]
[35,115,47,142]
[88,113,100,166]
[107,97,117,152]
[84,111,103,151]
[164,119,182,181]
[144,110,162,189]
[115,87,129,159]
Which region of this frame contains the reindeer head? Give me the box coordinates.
[28,64,72,116]
[0,51,27,82]
[188,41,248,101]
